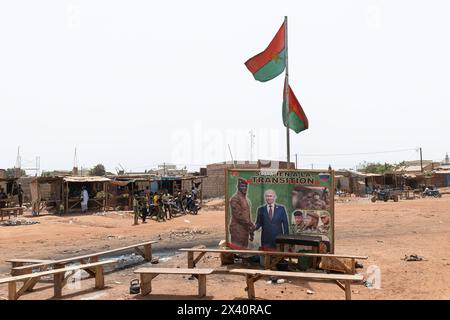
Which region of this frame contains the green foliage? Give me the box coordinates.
[358,162,395,174]
[89,164,106,176]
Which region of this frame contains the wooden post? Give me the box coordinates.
[246,275,256,300]
[95,266,104,289]
[344,280,351,300]
[351,258,356,274]
[8,281,17,300]
[188,252,194,268]
[54,273,64,298]
[263,255,271,269]
[198,274,206,297]
[140,274,153,296]
[144,244,152,262]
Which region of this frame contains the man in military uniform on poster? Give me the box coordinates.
[229,178,254,249]
[318,211,331,234]
[292,210,305,234]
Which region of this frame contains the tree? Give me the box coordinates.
[5,168,26,178]
[357,162,394,174]
[89,164,106,176]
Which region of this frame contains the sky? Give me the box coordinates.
[0,0,448,174]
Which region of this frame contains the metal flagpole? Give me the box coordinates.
[284,16,290,166]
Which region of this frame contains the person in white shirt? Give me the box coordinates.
[81,186,89,213]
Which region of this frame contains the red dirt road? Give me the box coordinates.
[1,196,450,300]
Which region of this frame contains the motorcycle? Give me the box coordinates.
[422,188,442,198]
[185,194,201,215]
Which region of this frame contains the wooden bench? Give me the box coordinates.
[0,207,24,220]
[9,240,157,291]
[134,268,214,297]
[179,248,368,273]
[0,260,117,300]
[6,259,55,268]
[230,268,364,300]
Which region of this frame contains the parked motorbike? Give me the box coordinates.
[185,194,201,215]
[422,188,442,198]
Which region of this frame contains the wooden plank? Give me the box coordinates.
[246,275,256,300]
[8,281,17,300]
[134,247,144,257]
[12,241,157,273]
[198,274,206,297]
[193,252,206,266]
[335,280,345,291]
[94,266,104,289]
[140,273,153,296]
[54,273,63,298]
[187,252,194,268]
[229,269,363,281]
[1,260,117,284]
[7,259,54,264]
[143,244,152,262]
[345,280,351,300]
[134,268,214,275]
[179,248,368,260]
[17,277,41,296]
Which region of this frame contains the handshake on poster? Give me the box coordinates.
[248,223,257,242]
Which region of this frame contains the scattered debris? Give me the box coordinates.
[168,228,208,240]
[277,279,286,284]
[403,254,425,262]
[1,218,40,226]
[114,281,122,284]
[184,219,191,224]
[306,290,314,295]
[363,280,373,288]
[352,290,360,294]
[151,257,160,264]
[355,261,364,269]
[377,240,384,243]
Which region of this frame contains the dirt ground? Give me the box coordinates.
[1,195,450,300]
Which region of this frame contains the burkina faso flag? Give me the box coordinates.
[245,21,286,82]
[283,78,309,133]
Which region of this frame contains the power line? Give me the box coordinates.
[286,148,418,158]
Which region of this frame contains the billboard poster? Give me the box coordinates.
[225,169,334,253]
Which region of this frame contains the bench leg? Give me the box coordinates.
[54,273,64,298]
[263,256,271,269]
[144,244,152,262]
[198,275,206,297]
[188,252,194,268]
[140,274,154,296]
[95,266,105,289]
[246,275,256,300]
[8,281,17,300]
[344,280,351,300]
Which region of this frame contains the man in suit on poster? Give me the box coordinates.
[254,189,289,250]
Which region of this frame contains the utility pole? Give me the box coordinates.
[249,130,255,161]
[228,144,236,168]
[419,147,423,173]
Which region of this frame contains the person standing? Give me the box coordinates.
[254,189,289,250]
[154,192,165,222]
[80,186,89,213]
[162,190,172,220]
[133,193,139,225]
[229,178,254,249]
[17,183,24,207]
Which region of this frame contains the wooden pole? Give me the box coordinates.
[284,16,290,165]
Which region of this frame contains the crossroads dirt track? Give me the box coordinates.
[1,196,450,300]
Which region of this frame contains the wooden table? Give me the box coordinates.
[1,207,24,220]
